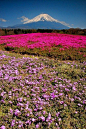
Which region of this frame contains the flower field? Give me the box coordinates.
[0,33,86,61]
[0,33,86,128]
[0,50,86,129]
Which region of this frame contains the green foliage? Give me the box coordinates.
[0,28,86,36]
[57,63,85,80]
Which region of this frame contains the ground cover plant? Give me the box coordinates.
[0,50,86,129]
[0,33,86,61]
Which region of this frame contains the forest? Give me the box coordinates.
[0,28,86,36]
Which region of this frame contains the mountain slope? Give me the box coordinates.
[10,21,69,29]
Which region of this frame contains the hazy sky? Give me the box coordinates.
[0,0,86,28]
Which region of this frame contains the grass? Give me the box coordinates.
[0,43,86,62]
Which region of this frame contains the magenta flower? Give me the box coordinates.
[0,33,86,52]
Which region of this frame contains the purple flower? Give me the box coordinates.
[42,88,47,92]
[0,125,5,129]
[1,99,5,103]
[64,104,67,107]
[9,101,12,104]
[39,116,45,121]
[26,113,29,116]
[25,120,31,125]
[46,113,51,122]
[31,118,36,122]
[0,71,3,77]
[18,121,23,128]
[1,92,6,96]
[72,86,77,91]
[56,112,60,117]
[78,103,82,107]
[75,111,78,114]
[34,108,37,111]
[36,123,40,128]
[50,92,56,99]
[11,120,15,126]
[10,108,13,114]
[59,93,63,96]
[15,70,19,75]
[28,108,32,112]
[65,88,70,91]
[9,77,13,82]
[43,111,46,115]
[56,123,59,126]
[58,118,61,121]
[14,109,21,116]
[4,74,9,80]
[70,98,74,101]
[83,100,86,104]
[32,68,36,73]
[17,97,23,102]
[43,94,49,100]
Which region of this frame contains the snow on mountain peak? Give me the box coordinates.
[22,13,71,27]
[23,14,59,24]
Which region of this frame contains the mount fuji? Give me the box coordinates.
[8,14,70,29]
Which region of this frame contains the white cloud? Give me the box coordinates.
[58,21,71,28]
[71,24,74,26]
[20,16,30,23]
[0,18,7,22]
[17,17,20,19]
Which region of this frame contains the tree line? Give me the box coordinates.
[0,28,86,36]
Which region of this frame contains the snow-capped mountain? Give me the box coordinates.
[23,14,59,24]
[7,14,70,29]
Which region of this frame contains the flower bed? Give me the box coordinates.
[0,51,86,128]
[0,33,86,60]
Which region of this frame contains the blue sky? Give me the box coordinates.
[0,0,86,28]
